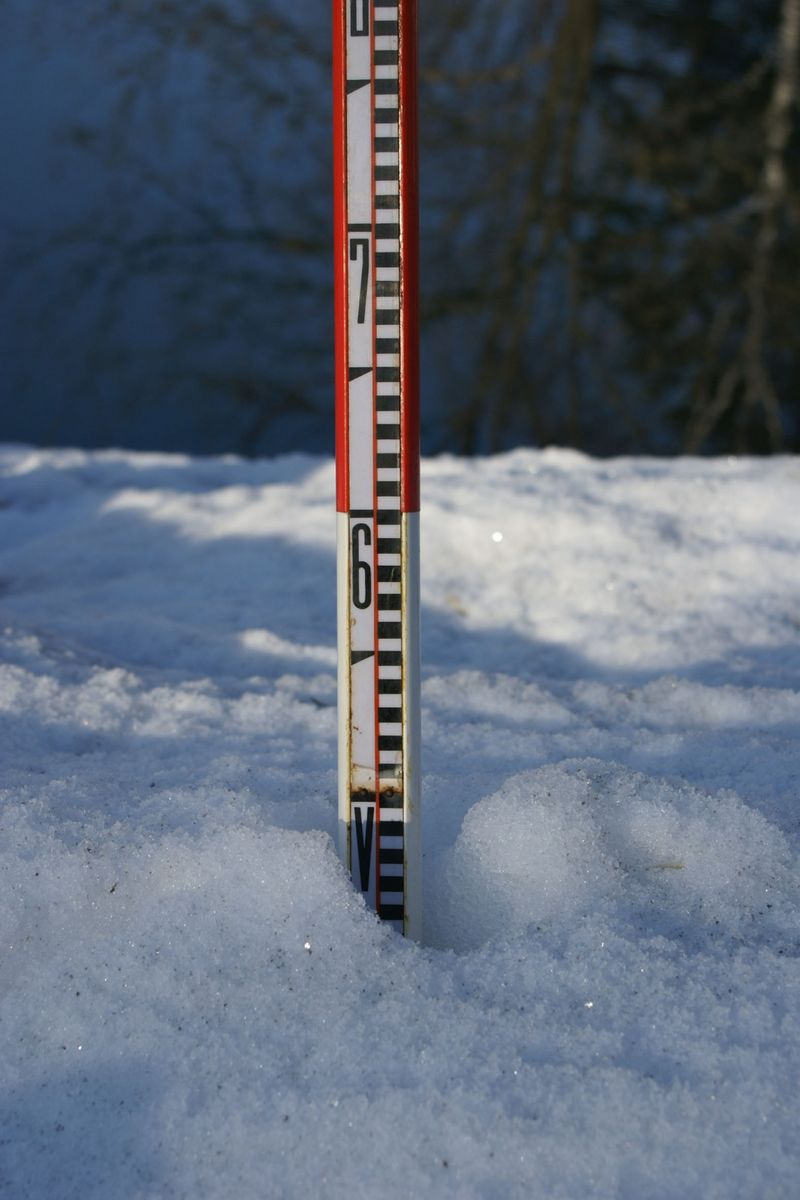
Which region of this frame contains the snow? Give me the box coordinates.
[1,444,799,1199]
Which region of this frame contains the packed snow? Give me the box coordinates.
[1,445,799,1199]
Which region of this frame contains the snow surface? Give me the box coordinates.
[1,445,799,1199]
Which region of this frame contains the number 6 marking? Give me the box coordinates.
[351,523,372,609]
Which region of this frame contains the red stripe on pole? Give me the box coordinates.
[399,0,420,513]
[333,0,349,514]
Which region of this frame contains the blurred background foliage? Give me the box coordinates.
[1,0,798,457]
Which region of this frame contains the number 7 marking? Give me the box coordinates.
[349,237,370,325]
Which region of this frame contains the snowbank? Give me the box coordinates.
[1,446,798,1198]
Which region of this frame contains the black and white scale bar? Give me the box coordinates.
[373,2,405,929]
[373,10,404,874]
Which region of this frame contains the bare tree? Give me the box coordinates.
[419,0,601,453]
[8,0,334,452]
[588,0,800,455]
[686,0,800,450]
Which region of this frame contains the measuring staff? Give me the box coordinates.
[333,0,421,938]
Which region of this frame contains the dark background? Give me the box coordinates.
[1,0,798,459]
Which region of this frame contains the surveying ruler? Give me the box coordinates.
[334,0,421,938]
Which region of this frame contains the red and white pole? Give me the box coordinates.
[334,0,421,938]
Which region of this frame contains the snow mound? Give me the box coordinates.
[431,760,797,952]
